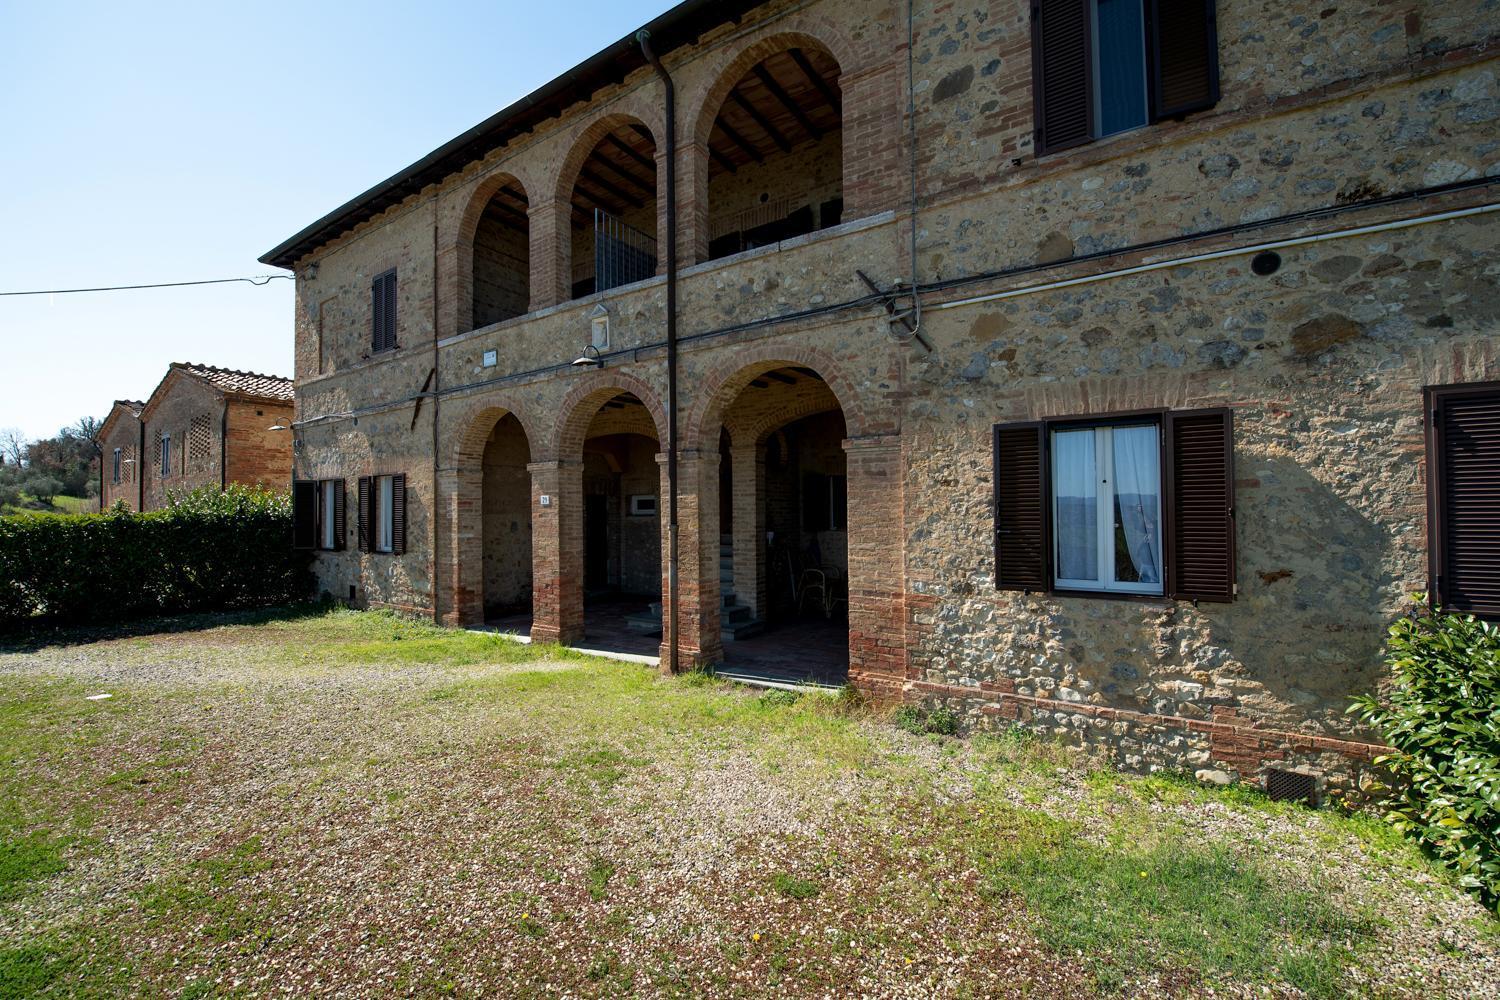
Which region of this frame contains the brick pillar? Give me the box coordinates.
[529,196,570,312]
[528,459,584,645]
[662,449,723,668]
[680,139,710,266]
[844,434,906,697]
[435,464,482,627]
[838,64,902,220]
[730,444,766,618]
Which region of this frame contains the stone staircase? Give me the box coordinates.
[623,534,765,642]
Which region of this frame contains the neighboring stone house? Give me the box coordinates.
[98,400,145,511]
[121,363,295,510]
[263,0,1500,791]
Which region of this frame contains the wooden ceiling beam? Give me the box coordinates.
[605,134,656,173]
[578,168,645,210]
[765,369,798,384]
[789,49,841,111]
[730,89,792,153]
[714,119,764,164]
[753,65,822,142]
[592,156,655,195]
[707,144,738,173]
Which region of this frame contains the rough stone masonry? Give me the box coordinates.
[263,0,1500,795]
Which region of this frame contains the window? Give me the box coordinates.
[1052,424,1162,594]
[994,409,1234,601]
[371,269,397,354]
[321,481,338,550]
[1031,0,1220,155]
[628,494,657,517]
[112,448,122,485]
[802,473,849,532]
[160,435,171,478]
[356,474,406,555]
[1426,382,1500,620]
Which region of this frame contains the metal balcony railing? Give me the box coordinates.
[594,209,657,293]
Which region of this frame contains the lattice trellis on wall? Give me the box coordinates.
[189,416,212,462]
[123,445,136,483]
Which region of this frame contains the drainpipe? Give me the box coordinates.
[638,29,679,675]
[220,404,229,490]
[137,419,145,512]
[431,207,442,625]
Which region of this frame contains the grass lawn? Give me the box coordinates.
[0,608,1495,998]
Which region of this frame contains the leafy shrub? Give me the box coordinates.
[1351,603,1500,912]
[893,703,960,736]
[0,485,312,630]
[21,476,61,505]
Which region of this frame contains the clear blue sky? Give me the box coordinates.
[0,0,671,441]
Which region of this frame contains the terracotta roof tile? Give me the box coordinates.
[171,363,294,402]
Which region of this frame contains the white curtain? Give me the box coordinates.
[1053,429,1097,581]
[1111,426,1160,585]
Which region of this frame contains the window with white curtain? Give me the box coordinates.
[376,475,394,553]
[321,480,337,550]
[1051,423,1162,595]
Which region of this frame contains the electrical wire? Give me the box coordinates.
[0,274,293,297]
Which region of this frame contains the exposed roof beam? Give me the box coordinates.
[628,123,658,149]
[578,168,646,210]
[498,184,530,207]
[707,144,738,173]
[605,134,656,173]
[714,119,764,164]
[730,90,792,153]
[481,202,530,229]
[765,369,797,384]
[789,49,841,111]
[592,156,655,195]
[753,65,822,141]
[750,379,770,389]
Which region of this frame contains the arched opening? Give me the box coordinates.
[704,46,843,261]
[481,413,533,626]
[715,366,848,684]
[568,124,658,299]
[579,392,663,654]
[469,178,530,330]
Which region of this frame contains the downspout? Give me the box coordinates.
[905,0,923,342]
[137,419,145,512]
[431,204,442,624]
[638,29,680,675]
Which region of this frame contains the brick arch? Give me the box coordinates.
[552,370,668,460]
[453,172,530,336]
[685,346,869,453]
[687,29,854,152]
[448,394,540,470]
[725,392,843,450]
[550,111,662,207]
[445,396,539,628]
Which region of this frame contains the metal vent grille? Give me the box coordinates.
[189,416,212,461]
[1265,768,1318,806]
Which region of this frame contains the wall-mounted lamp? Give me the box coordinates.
[268,423,289,432]
[571,344,605,370]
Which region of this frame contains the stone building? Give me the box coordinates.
[101,363,294,511]
[264,0,1500,789]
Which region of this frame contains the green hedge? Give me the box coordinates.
[0,485,312,629]
[1352,602,1500,913]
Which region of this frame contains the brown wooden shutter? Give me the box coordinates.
[357,475,372,552]
[371,271,397,353]
[1031,0,1093,156]
[332,479,347,552]
[292,481,317,551]
[1165,409,1235,602]
[391,474,407,555]
[994,422,1050,591]
[1427,384,1500,620]
[1148,0,1220,120]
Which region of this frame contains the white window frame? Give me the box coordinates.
[376,475,394,553]
[1051,423,1163,596]
[320,480,337,551]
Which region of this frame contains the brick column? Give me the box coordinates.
[679,139,710,266]
[844,433,906,697]
[730,444,766,618]
[435,465,481,626]
[662,449,723,668]
[528,196,570,312]
[528,459,584,645]
[838,64,902,220]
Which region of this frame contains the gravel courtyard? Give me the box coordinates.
[0,607,1496,998]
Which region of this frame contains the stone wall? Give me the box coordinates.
[481,414,532,616]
